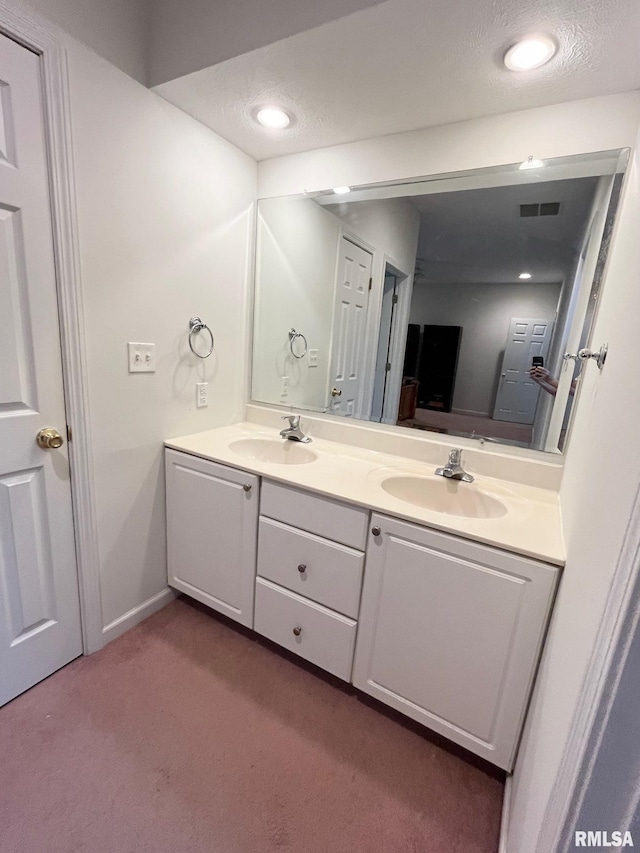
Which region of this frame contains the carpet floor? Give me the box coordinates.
[1,598,504,853]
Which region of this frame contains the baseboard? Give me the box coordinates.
[451,408,491,418]
[101,587,176,645]
[499,773,513,853]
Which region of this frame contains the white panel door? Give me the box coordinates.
[328,237,372,417]
[0,35,82,705]
[493,317,554,424]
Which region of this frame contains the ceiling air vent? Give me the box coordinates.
[520,202,561,217]
[540,202,560,216]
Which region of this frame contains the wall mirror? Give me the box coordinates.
[252,150,628,454]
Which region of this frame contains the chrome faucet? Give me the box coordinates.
[279,415,312,443]
[435,448,474,483]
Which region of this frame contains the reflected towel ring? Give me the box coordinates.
[288,328,308,359]
[189,317,215,359]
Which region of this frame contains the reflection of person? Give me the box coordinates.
[529,366,577,397]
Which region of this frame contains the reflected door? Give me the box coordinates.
[0,35,82,705]
[328,237,372,416]
[493,318,554,424]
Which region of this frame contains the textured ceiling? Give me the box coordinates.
[411,177,597,284]
[154,0,640,161]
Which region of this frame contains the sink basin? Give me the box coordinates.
[379,474,507,519]
[229,437,318,465]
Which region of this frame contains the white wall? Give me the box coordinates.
[506,122,640,852]
[63,39,257,635]
[147,0,385,87]
[253,197,339,412]
[25,0,150,83]
[253,196,419,417]
[409,281,561,416]
[258,93,640,198]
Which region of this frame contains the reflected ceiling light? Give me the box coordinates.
[504,35,557,71]
[519,156,545,170]
[519,272,532,280]
[255,107,291,129]
[333,186,351,195]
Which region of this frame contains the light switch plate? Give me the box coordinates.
[308,349,319,367]
[128,342,156,373]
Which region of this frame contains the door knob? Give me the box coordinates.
[331,387,342,397]
[36,428,64,449]
[292,626,302,637]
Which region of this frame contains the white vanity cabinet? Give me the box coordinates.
[165,449,258,628]
[353,513,558,770]
[253,481,369,681]
[164,440,561,770]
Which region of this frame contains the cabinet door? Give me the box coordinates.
[165,450,258,627]
[353,514,558,770]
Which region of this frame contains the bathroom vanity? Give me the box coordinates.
[165,422,562,771]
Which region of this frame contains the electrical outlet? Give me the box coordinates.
[196,382,208,408]
[281,376,289,396]
[308,349,319,367]
[128,342,155,373]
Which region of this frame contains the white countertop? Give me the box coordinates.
[165,422,565,566]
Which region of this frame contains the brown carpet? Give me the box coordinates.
[1,598,503,853]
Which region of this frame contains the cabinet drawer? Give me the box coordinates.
[257,518,364,618]
[254,578,357,681]
[261,480,368,549]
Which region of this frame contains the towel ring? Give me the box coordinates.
[288,328,308,359]
[189,317,214,359]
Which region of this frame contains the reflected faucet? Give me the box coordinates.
[435,448,474,483]
[279,415,312,443]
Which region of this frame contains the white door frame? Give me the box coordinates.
[380,256,412,424]
[0,2,102,654]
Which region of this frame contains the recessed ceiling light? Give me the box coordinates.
[519,156,545,170]
[519,272,532,280]
[255,107,291,129]
[333,186,351,195]
[504,35,557,71]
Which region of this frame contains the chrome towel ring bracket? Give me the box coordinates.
[564,343,608,371]
[288,328,308,359]
[189,317,214,359]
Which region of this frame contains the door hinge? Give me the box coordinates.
[392,294,399,305]
[385,363,391,372]
[66,424,72,443]
[368,277,372,291]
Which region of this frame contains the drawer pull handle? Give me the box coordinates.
[243,483,252,492]
[292,626,302,637]
[371,526,381,536]
[297,564,307,573]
